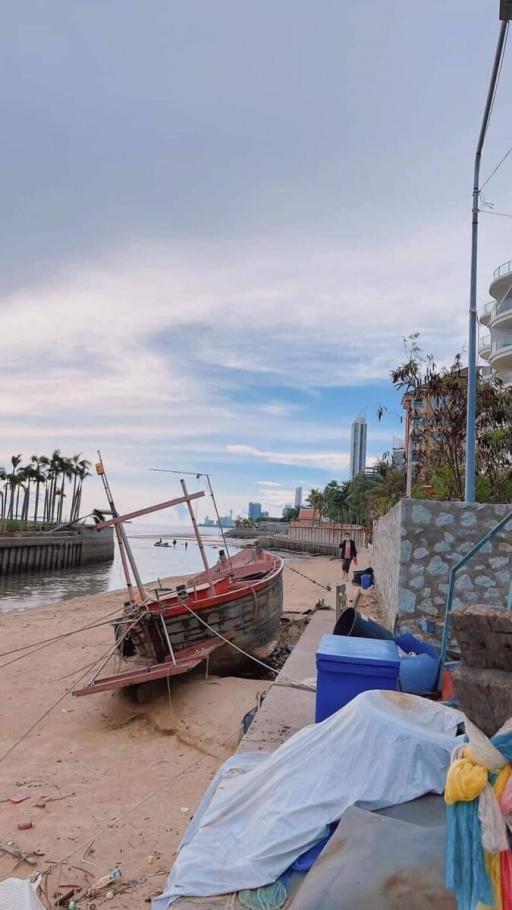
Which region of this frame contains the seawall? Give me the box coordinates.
[0,525,114,576]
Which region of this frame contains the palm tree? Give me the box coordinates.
[31,455,49,526]
[306,489,325,526]
[0,466,6,529]
[57,455,74,523]
[70,457,91,521]
[6,455,23,520]
[46,450,62,524]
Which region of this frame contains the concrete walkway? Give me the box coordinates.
[239,607,334,753]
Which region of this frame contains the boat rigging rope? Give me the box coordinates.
[0,608,125,670]
[181,602,316,691]
[284,563,332,592]
[0,614,145,766]
[56,725,244,866]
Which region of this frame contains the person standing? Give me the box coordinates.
[339,536,357,580]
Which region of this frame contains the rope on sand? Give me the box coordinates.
[284,563,332,592]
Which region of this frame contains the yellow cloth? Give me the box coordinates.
[445,757,488,805]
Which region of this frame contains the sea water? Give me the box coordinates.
[0,522,242,613]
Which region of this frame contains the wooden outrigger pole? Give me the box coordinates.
[94,454,207,602]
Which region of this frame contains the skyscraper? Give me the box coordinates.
[248,502,262,521]
[294,486,303,509]
[349,414,367,480]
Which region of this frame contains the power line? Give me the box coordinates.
[480,143,512,192]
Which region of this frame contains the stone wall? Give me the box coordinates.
[372,501,402,630]
[373,499,512,643]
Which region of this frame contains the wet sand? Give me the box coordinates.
[0,553,366,908]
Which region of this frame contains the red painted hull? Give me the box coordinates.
[74,547,283,696]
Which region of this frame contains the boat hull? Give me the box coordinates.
[125,562,283,674]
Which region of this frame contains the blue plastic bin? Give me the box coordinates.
[361,573,374,590]
[394,632,441,694]
[315,634,400,722]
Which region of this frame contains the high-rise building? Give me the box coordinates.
[248,502,262,521]
[479,259,512,387]
[349,414,367,480]
[294,486,303,509]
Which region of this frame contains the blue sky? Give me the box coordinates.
[2,1,512,519]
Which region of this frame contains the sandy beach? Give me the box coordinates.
[0,552,368,908]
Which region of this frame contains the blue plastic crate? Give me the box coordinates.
[315,634,400,722]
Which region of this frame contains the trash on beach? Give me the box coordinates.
[0,840,44,866]
[154,691,464,907]
[88,868,122,895]
[55,887,76,907]
[17,822,33,831]
[179,807,190,813]
[8,790,31,804]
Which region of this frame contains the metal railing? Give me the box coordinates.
[479,334,491,353]
[492,336,512,354]
[496,298,512,319]
[493,260,512,280]
[439,509,512,688]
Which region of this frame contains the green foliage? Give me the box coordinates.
[0,452,91,531]
[389,334,512,504]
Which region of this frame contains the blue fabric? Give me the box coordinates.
[446,729,512,910]
[492,731,512,763]
[446,800,494,910]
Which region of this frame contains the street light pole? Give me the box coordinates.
[464,14,509,502]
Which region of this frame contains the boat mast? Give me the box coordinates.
[180,478,213,589]
[205,474,232,567]
[96,453,147,602]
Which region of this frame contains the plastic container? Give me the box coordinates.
[315,634,400,721]
[361,573,374,590]
[395,633,441,694]
[333,607,393,641]
[352,567,374,587]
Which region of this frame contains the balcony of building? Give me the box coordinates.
[480,300,494,327]
[490,260,512,302]
[479,334,491,360]
[489,328,512,373]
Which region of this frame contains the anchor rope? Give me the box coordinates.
[181,601,317,690]
[0,614,144,765]
[284,563,332,592]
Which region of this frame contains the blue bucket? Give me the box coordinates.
[395,632,441,694]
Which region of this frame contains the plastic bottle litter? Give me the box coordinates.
[89,868,122,894]
[68,902,78,910]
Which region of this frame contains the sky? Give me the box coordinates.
[2,0,512,521]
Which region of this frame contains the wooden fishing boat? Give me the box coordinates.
[74,460,283,696]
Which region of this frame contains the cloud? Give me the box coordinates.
[257,481,282,487]
[226,444,349,473]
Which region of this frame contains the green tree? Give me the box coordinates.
[306,488,325,525]
[322,480,350,522]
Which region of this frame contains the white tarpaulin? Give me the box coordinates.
[0,878,44,910]
[154,691,464,908]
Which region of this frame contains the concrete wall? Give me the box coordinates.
[373,499,512,642]
[372,501,402,630]
[288,523,366,550]
[0,525,114,576]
